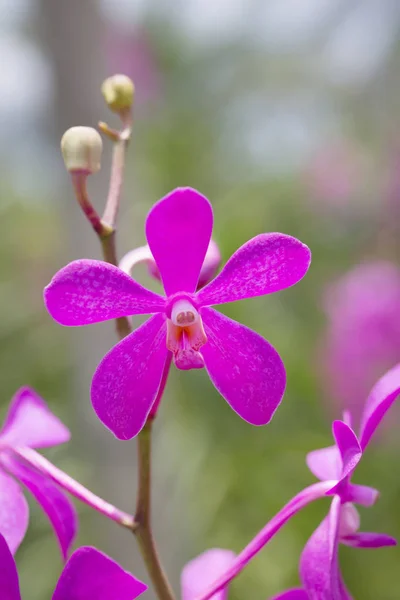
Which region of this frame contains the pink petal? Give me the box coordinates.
[0,533,21,600]
[201,307,285,425]
[0,470,29,555]
[342,483,379,507]
[359,363,400,450]
[341,532,397,549]
[0,387,70,449]
[197,234,311,307]
[300,496,345,600]
[270,591,308,600]
[197,239,221,289]
[145,188,213,295]
[306,446,341,481]
[332,420,362,479]
[44,259,165,326]
[52,546,147,600]
[181,549,236,600]
[91,314,168,440]
[4,457,77,561]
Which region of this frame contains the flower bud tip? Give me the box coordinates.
[101,74,135,113]
[61,126,103,174]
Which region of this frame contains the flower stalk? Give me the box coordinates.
[12,447,136,530]
[93,78,175,600]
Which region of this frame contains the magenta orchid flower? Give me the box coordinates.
[194,364,400,600]
[321,261,400,419]
[181,548,306,600]
[0,387,134,560]
[0,387,77,559]
[300,363,400,598]
[44,187,311,440]
[0,532,147,600]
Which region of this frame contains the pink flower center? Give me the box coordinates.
[166,299,207,370]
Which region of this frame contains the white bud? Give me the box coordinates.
[101,74,134,113]
[61,126,103,174]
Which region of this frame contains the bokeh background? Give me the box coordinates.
[1,0,400,598]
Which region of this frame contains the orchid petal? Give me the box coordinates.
[332,421,362,479]
[146,187,213,295]
[0,387,70,449]
[44,259,165,326]
[0,470,28,555]
[4,457,77,561]
[197,234,311,307]
[359,363,400,450]
[341,483,379,507]
[52,546,147,600]
[201,307,285,425]
[0,533,21,600]
[300,496,344,600]
[341,532,397,549]
[306,446,341,482]
[198,239,221,288]
[181,549,236,600]
[92,314,168,440]
[270,591,308,600]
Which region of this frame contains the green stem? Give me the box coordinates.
[134,423,175,600]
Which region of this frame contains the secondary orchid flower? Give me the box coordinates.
[0,387,134,560]
[44,187,311,440]
[0,387,76,558]
[182,548,307,600]
[194,364,400,600]
[300,363,400,598]
[0,533,146,600]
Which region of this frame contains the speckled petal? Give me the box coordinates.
[91,314,168,440]
[52,546,147,600]
[359,363,400,450]
[145,188,213,295]
[341,532,397,548]
[44,259,165,326]
[181,549,236,600]
[0,533,21,600]
[197,233,311,307]
[300,496,344,599]
[201,307,286,425]
[5,457,77,561]
[0,387,70,449]
[0,470,28,555]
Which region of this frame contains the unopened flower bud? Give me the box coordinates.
[101,74,134,113]
[61,127,102,174]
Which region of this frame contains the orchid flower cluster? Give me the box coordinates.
[1,73,398,600]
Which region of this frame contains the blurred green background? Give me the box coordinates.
[1,1,400,598]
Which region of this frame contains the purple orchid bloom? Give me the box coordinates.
[0,387,77,559]
[0,532,146,600]
[182,548,306,600]
[300,363,400,599]
[321,261,400,420]
[44,187,311,440]
[194,364,400,600]
[0,387,134,560]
